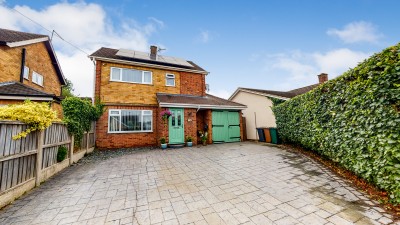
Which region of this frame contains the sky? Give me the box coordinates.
[1,0,399,98]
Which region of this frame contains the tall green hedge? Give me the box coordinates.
[273,43,400,203]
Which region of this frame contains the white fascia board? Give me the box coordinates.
[228,89,240,100]
[159,102,246,110]
[0,95,53,101]
[6,37,49,48]
[235,89,290,100]
[90,56,209,75]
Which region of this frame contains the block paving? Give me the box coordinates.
[0,142,398,225]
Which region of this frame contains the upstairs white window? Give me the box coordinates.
[23,66,29,80]
[32,71,43,86]
[108,109,152,133]
[110,67,152,84]
[166,74,175,86]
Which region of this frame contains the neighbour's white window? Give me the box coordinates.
[23,66,29,80]
[108,109,152,133]
[166,74,175,86]
[110,67,152,84]
[32,71,43,86]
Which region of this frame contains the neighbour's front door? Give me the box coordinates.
[168,108,184,144]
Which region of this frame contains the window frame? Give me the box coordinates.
[165,73,175,87]
[109,67,152,85]
[23,66,29,80]
[32,71,43,86]
[108,109,153,133]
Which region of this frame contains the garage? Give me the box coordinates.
[212,111,241,143]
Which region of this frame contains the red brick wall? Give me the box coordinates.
[180,72,205,96]
[184,108,197,145]
[96,105,158,149]
[96,106,201,148]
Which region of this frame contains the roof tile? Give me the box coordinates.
[157,93,245,108]
[90,47,207,73]
[0,82,59,100]
[0,28,47,45]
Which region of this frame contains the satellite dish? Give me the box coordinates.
[205,84,210,93]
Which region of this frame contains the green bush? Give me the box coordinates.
[61,97,104,147]
[57,146,68,162]
[273,43,400,203]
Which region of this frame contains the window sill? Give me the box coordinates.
[32,82,44,87]
[108,130,153,134]
[109,80,153,85]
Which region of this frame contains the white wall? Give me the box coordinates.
[231,91,277,140]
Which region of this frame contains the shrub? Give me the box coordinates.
[0,100,59,139]
[61,97,103,146]
[186,136,193,142]
[160,137,166,144]
[273,43,400,203]
[57,146,68,162]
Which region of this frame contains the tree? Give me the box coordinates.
[61,78,75,97]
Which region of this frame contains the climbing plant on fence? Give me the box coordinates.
[61,97,104,146]
[273,43,400,203]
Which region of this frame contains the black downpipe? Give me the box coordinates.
[19,48,26,83]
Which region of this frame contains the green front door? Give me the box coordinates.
[168,108,184,144]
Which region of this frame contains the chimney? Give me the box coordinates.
[318,73,328,84]
[150,45,157,60]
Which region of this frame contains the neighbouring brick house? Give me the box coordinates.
[0,28,66,115]
[229,73,328,140]
[89,46,246,149]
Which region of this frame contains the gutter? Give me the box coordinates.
[0,95,54,101]
[159,102,246,110]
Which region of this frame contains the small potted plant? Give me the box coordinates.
[160,137,167,150]
[186,136,193,147]
[199,131,208,146]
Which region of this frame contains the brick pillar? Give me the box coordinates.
[205,110,213,144]
[184,109,197,145]
[158,107,169,144]
[239,111,244,142]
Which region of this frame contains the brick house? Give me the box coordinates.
[89,46,246,149]
[0,28,66,114]
[229,73,328,140]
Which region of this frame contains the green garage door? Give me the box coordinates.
[212,111,241,143]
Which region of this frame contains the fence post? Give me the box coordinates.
[86,132,89,153]
[35,131,44,187]
[69,135,74,165]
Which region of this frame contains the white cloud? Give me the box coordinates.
[327,21,382,44]
[198,30,210,43]
[0,2,164,97]
[313,48,370,76]
[263,48,371,91]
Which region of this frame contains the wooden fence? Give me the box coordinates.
[0,121,96,208]
[78,121,96,152]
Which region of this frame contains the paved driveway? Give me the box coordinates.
[0,142,396,225]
